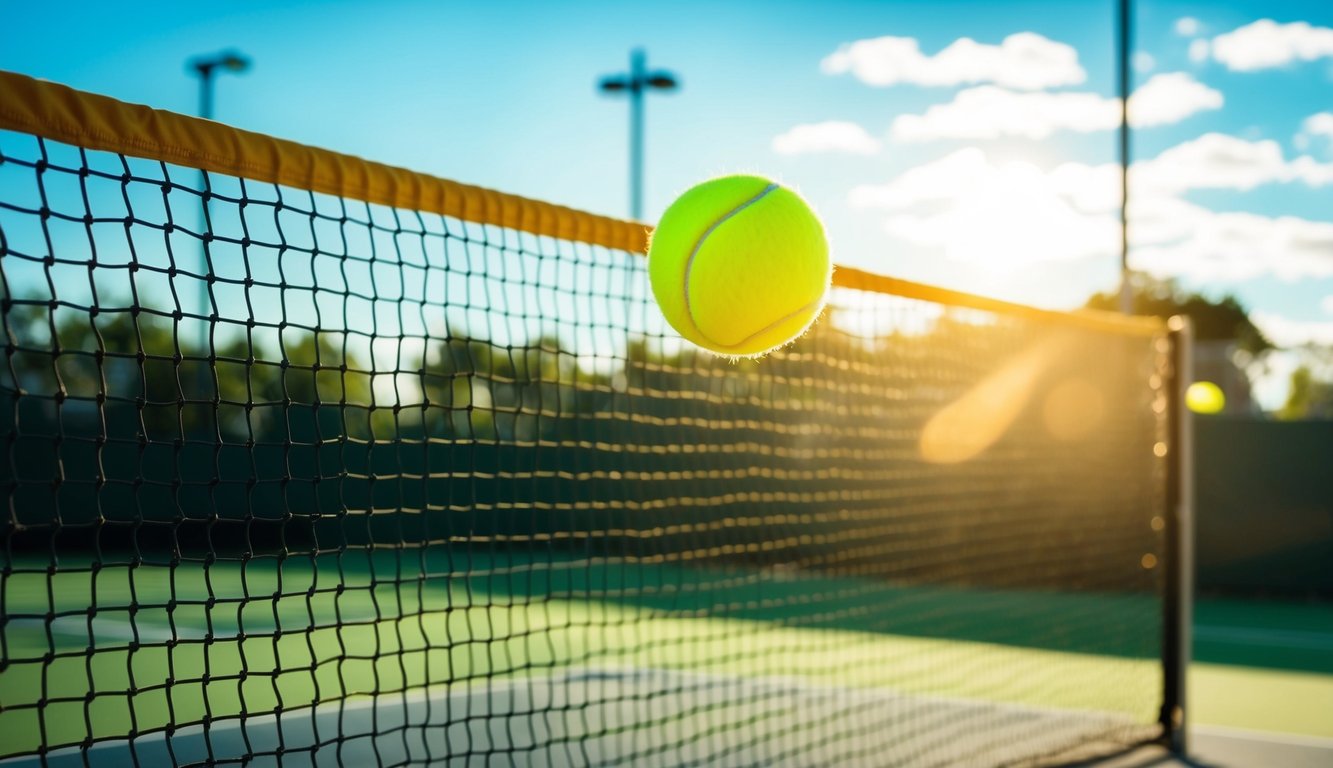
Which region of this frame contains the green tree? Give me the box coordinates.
[418,333,613,443]
[1086,275,1272,355]
[1,294,377,441]
[1278,366,1333,420]
[3,302,192,437]
[418,335,499,440]
[250,330,378,441]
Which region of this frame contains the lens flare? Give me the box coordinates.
[920,334,1073,464]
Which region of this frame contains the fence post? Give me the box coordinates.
[1160,315,1194,755]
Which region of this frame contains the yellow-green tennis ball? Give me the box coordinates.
[1186,381,1225,414]
[647,175,831,358]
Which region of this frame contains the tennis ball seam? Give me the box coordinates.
[681,182,782,351]
[719,296,826,352]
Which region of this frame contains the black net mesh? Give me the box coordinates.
[1,130,1168,767]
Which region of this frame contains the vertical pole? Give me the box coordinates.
[198,68,215,120]
[1118,0,1133,314]
[196,69,215,408]
[629,48,645,221]
[1161,315,1194,755]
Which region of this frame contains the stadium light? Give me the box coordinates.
[187,50,250,394]
[189,50,251,120]
[598,48,679,221]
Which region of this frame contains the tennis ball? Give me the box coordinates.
[647,175,831,357]
[1185,381,1225,414]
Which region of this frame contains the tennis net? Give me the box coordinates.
[0,71,1181,767]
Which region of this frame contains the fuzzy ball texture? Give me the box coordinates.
[647,175,831,357]
[1186,380,1226,414]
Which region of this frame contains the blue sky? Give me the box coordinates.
[4,0,1332,406]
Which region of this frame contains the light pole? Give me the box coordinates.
[186,51,249,398]
[1117,0,1133,315]
[598,49,678,221]
[190,50,250,121]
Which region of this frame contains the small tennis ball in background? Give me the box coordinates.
[647,175,831,358]
[1185,381,1226,414]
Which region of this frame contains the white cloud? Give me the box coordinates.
[849,147,990,209]
[1301,112,1333,148]
[849,146,1333,281]
[870,134,1333,205]
[1130,72,1224,127]
[890,87,1117,141]
[1132,202,1333,281]
[850,149,1119,267]
[821,32,1084,90]
[1305,112,1333,138]
[1137,133,1288,193]
[1250,311,1333,347]
[1133,51,1156,73]
[848,148,1118,214]
[1289,155,1333,186]
[1128,136,1333,281]
[772,121,881,156]
[1189,39,1211,63]
[1210,19,1333,71]
[1322,295,1333,314]
[1048,162,1122,213]
[1175,17,1201,37]
[1125,196,1200,245]
[849,149,1120,269]
[1135,133,1333,195]
[888,73,1220,141]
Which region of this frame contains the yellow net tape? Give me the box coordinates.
[0,69,1163,338]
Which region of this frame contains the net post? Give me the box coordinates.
[1160,315,1194,755]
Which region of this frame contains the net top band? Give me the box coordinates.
[0,69,647,254]
[0,69,1163,338]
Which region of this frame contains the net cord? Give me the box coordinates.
[0,69,1163,339]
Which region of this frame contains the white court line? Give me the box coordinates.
[4,663,1149,767]
[7,616,181,643]
[1192,724,1333,750]
[19,614,393,644]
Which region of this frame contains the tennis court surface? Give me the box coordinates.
[0,70,1224,766]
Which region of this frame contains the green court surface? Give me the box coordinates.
[3,551,1328,759]
[1188,594,1333,738]
[1190,664,1333,738]
[1194,596,1333,674]
[1,551,1159,757]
